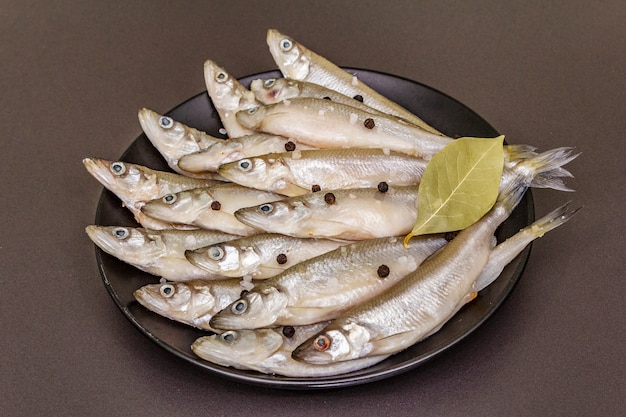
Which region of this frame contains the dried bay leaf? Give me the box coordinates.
[404,136,505,247]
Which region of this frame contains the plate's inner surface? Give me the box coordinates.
[94,69,533,389]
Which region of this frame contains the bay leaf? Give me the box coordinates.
[404,135,505,247]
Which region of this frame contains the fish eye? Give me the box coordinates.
[110,162,126,176]
[221,331,238,343]
[313,334,331,352]
[158,116,173,129]
[162,194,177,204]
[112,227,130,240]
[263,79,276,88]
[280,38,294,51]
[238,159,252,171]
[258,203,274,214]
[247,107,258,115]
[215,71,229,83]
[159,284,175,298]
[231,299,248,315]
[207,245,225,261]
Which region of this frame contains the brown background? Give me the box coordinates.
[2,1,624,416]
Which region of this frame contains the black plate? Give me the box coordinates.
[94,69,534,389]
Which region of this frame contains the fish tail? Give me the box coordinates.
[474,202,581,292]
[516,147,580,192]
[527,201,582,238]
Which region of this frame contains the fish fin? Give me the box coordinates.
[474,202,581,292]
[368,329,428,356]
[274,182,311,197]
[503,144,538,162]
[517,147,580,192]
[529,175,574,192]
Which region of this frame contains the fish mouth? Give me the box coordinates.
[209,295,262,330]
[266,29,284,59]
[203,60,229,92]
[133,286,170,315]
[290,335,335,365]
[137,108,159,138]
[208,312,245,331]
[249,79,264,92]
[216,163,242,185]
[140,201,165,219]
[203,59,219,74]
[292,328,354,364]
[184,248,223,275]
[83,157,113,187]
[85,225,141,259]
[191,336,243,368]
[85,225,117,254]
[233,208,265,231]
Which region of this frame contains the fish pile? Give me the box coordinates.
[85,29,579,378]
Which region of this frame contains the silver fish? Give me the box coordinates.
[177,133,316,175]
[191,322,389,377]
[83,157,222,229]
[209,234,448,330]
[138,108,227,179]
[217,148,428,197]
[85,225,238,281]
[185,233,345,279]
[141,183,284,236]
[134,279,248,331]
[291,178,578,364]
[204,60,260,138]
[236,97,451,158]
[266,28,443,135]
[234,186,419,240]
[218,146,576,199]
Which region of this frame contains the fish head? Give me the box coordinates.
[85,225,166,264]
[292,323,371,364]
[141,188,212,224]
[204,60,257,111]
[234,105,271,131]
[134,282,193,316]
[209,287,288,330]
[83,157,159,204]
[178,140,243,173]
[138,108,189,154]
[217,155,298,195]
[134,281,220,321]
[266,29,310,80]
[191,328,284,368]
[234,200,312,234]
[186,242,261,277]
[250,77,302,104]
